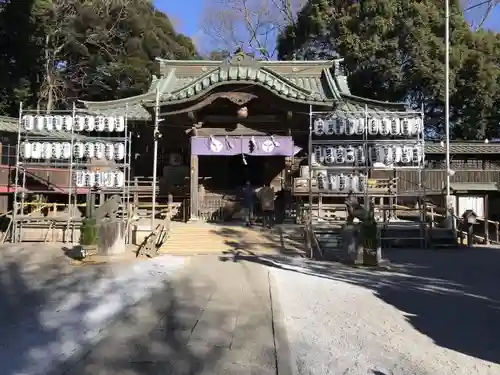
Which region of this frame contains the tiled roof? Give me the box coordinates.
[80,55,408,119]
[425,142,500,154]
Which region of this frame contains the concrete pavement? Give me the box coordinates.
[66,255,289,375]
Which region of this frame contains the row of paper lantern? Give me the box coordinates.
[311,145,424,165]
[74,171,125,188]
[316,172,367,193]
[21,115,125,133]
[21,142,126,160]
[313,117,422,136]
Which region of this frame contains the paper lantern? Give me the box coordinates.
[335,146,345,163]
[34,116,45,131]
[41,143,52,159]
[325,119,335,135]
[380,118,390,136]
[114,171,125,188]
[412,144,423,163]
[22,115,35,131]
[31,142,42,158]
[401,119,411,136]
[84,142,95,158]
[357,174,367,193]
[351,174,359,193]
[94,172,103,188]
[335,118,346,135]
[355,146,365,164]
[345,146,355,163]
[313,118,325,136]
[312,146,322,165]
[74,116,85,131]
[114,143,125,160]
[338,174,347,191]
[413,117,423,135]
[21,142,32,159]
[114,116,125,132]
[102,117,113,132]
[345,118,356,135]
[94,142,105,159]
[73,142,84,158]
[384,146,394,165]
[62,143,71,159]
[74,171,85,187]
[53,116,63,131]
[103,172,114,188]
[43,116,55,132]
[328,174,338,191]
[374,146,384,163]
[324,146,334,164]
[85,116,96,131]
[52,142,62,159]
[62,116,73,131]
[317,170,327,190]
[86,171,96,187]
[393,146,402,163]
[105,143,115,160]
[390,118,401,135]
[355,118,366,135]
[95,116,105,131]
[368,118,379,135]
[401,146,412,163]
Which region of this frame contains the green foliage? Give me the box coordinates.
[80,218,99,246]
[278,0,500,139]
[0,0,199,115]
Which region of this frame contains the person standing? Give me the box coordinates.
[258,183,275,228]
[242,181,255,227]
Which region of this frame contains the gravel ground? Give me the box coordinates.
[0,244,186,375]
[268,248,500,375]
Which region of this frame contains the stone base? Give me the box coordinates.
[98,220,126,255]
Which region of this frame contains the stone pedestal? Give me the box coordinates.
[341,224,363,264]
[98,220,126,255]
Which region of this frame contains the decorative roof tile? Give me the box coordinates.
[425,142,500,154]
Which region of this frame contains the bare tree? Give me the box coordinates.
[34,0,132,112]
[462,0,500,30]
[200,0,306,60]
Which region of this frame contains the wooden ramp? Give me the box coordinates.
[158,222,306,257]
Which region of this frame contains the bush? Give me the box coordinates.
[80,218,99,246]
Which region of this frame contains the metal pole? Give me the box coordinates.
[66,103,76,241]
[12,101,23,242]
[445,0,451,211]
[151,88,160,230]
[308,104,313,218]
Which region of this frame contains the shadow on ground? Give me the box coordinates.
[210,223,307,257]
[226,246,500,365]
[0,243,259,375]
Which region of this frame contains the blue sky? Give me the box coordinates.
[155,0,499,44]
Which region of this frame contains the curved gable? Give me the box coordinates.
[154,65,330,105]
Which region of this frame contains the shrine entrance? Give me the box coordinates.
[192,135,294,220]
[199,154,286,191]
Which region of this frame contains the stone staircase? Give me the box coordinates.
[158,222,306,256]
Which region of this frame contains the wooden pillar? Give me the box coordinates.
[485,193,489,244]
[189,127,199,220]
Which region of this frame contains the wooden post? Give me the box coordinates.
[430,205,434,228]
[496,221,499,243]
[484,193,489,244]
[189,128,199,221]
